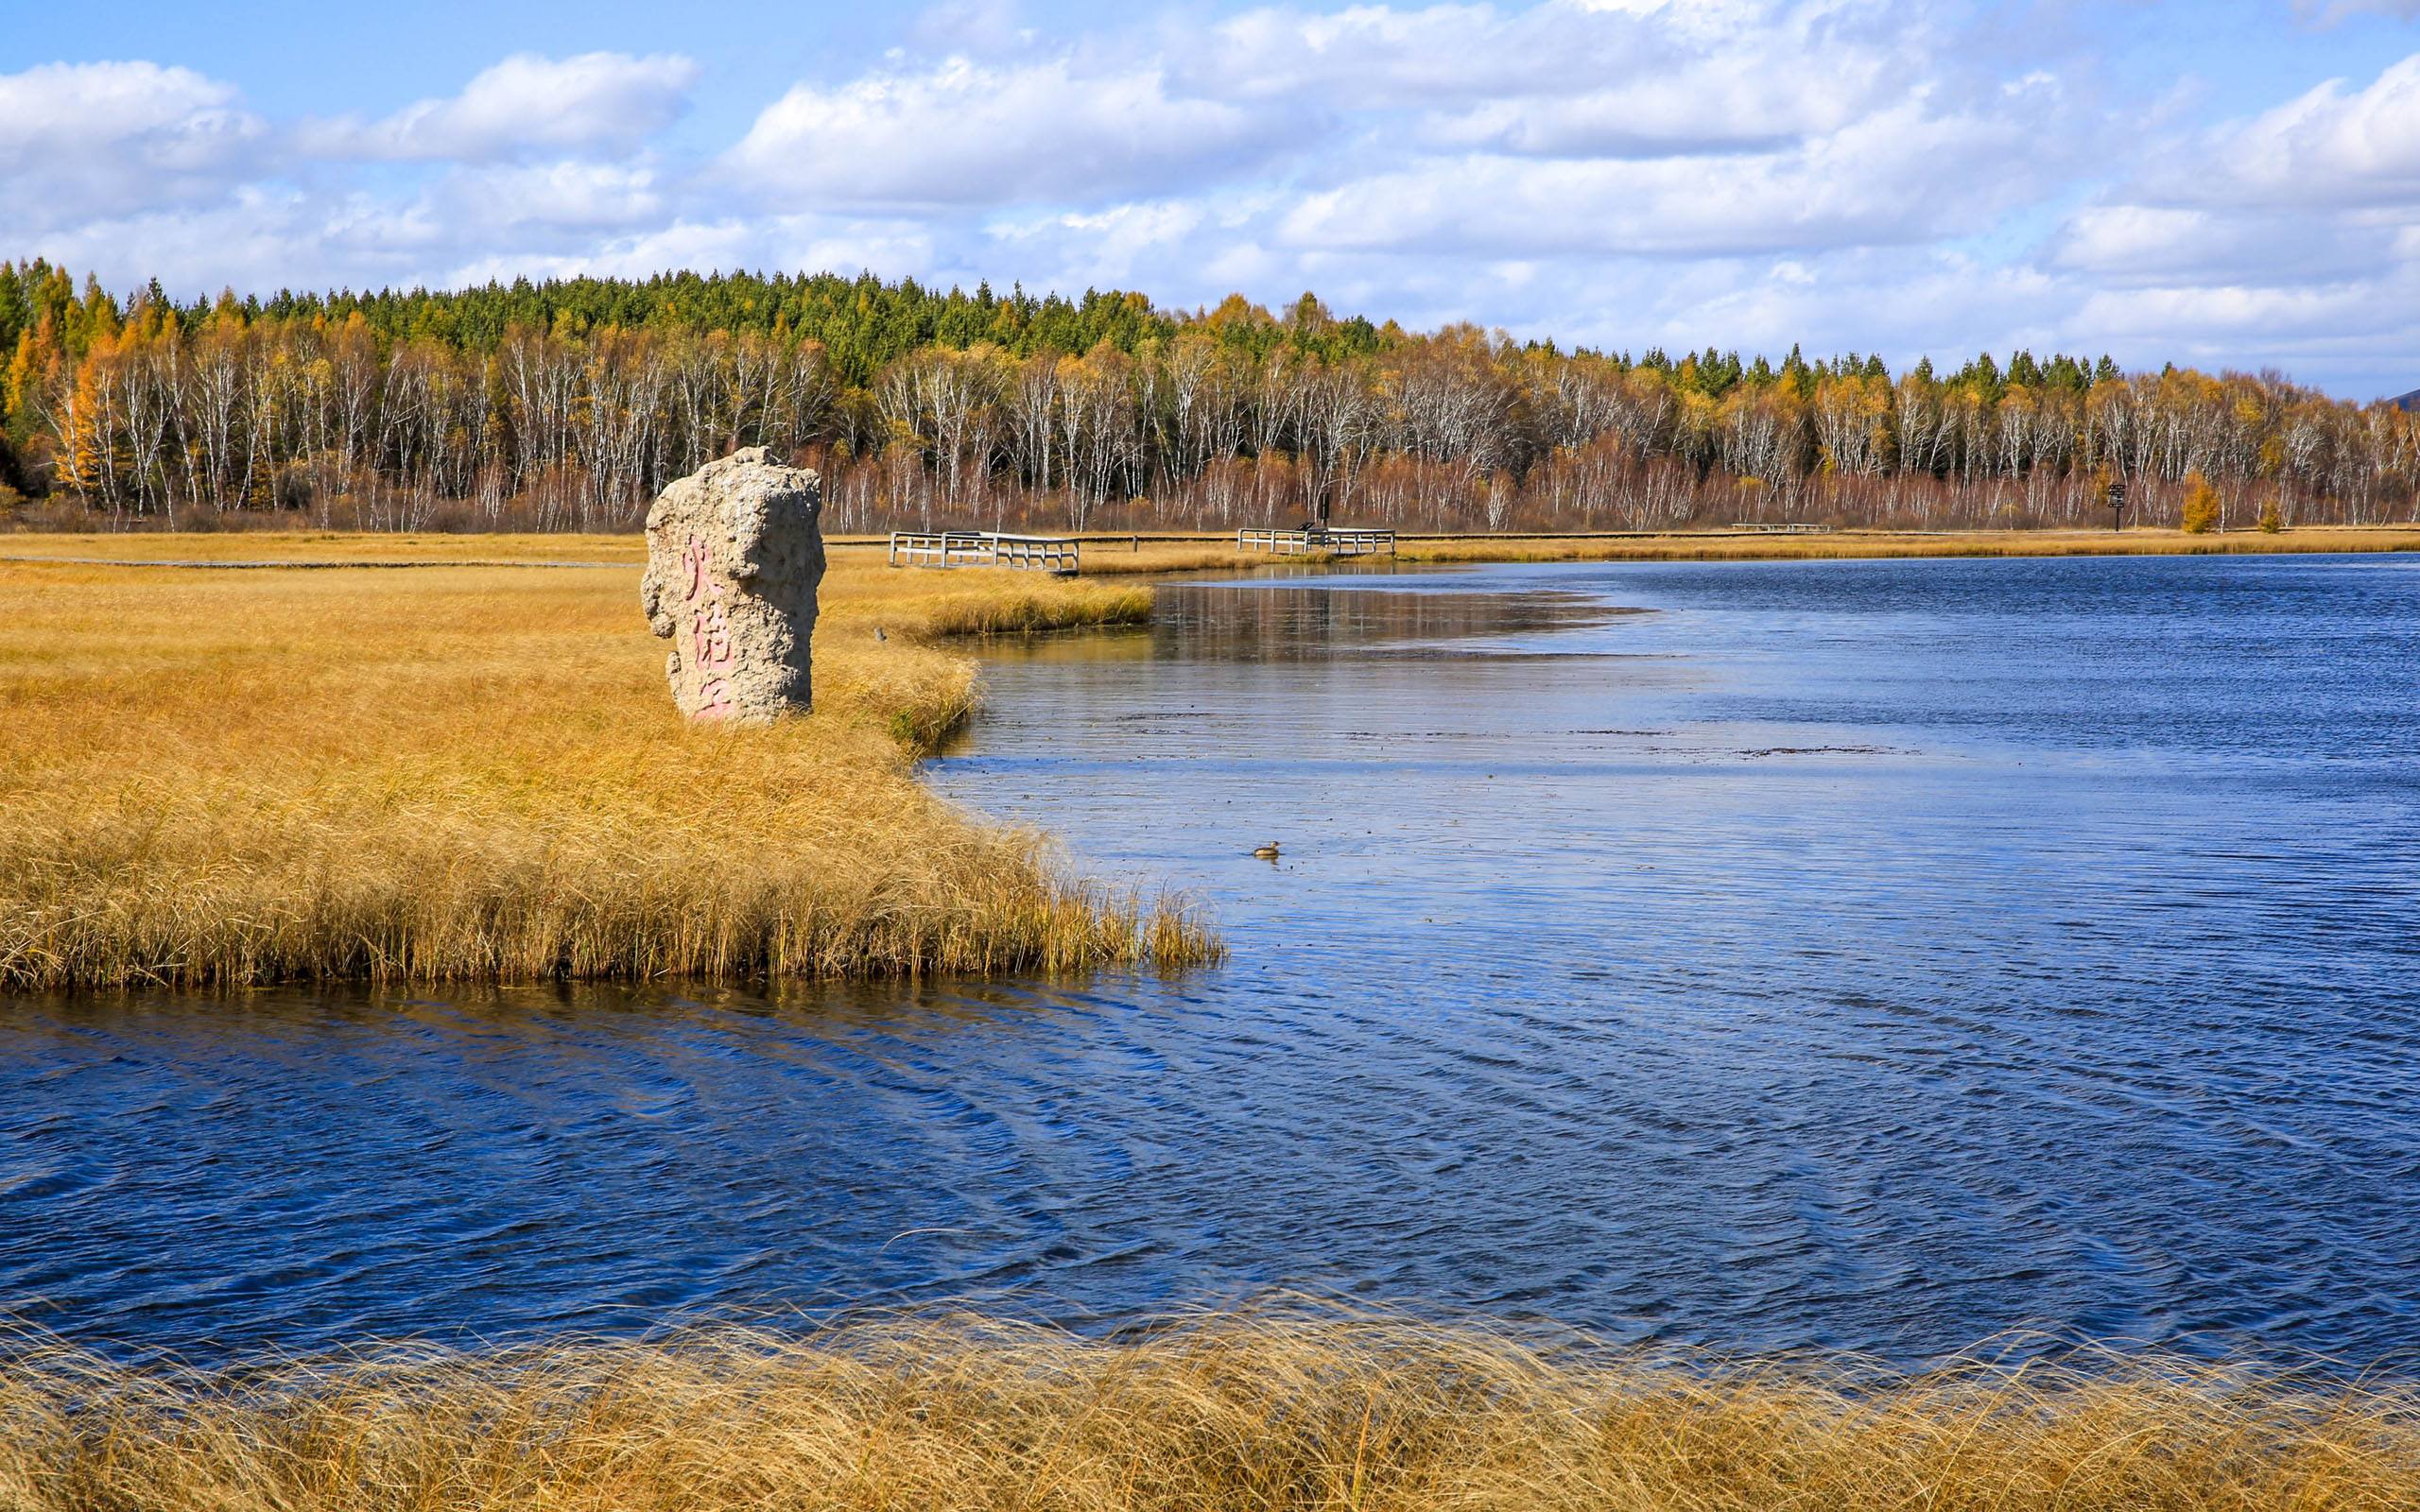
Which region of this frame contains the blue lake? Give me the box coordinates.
[5,553,2416,1368]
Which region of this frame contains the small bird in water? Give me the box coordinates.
[1251,840,1281,860]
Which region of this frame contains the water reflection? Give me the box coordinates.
[941,577,1643,686]
[5,554,2417,1371]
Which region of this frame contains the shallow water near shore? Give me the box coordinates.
[4,554,2417,1370]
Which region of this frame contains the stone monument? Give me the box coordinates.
[640,446,825,723]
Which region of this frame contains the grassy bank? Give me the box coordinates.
[14,523,2413,576]
[835,524,2419,576]
[1,1311,2411,1511]
[1388,524,2420,565]
[0,540,1201,991]
[798,524,2420,580]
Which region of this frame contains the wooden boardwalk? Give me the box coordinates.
[888,530,1080,574]
[1236,526,1397,557]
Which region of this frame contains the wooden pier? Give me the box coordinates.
[1236,526,1397,557]
[888,530,1080,574]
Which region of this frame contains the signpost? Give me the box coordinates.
[2105,479,2128,532]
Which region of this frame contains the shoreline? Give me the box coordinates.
[1042,524,2420,576]
[5,522,2416,574]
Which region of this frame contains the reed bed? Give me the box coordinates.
[0,1309,2410,1511]
[0,546,1210,990]
[1079,543,1279,576]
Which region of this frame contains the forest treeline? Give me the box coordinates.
[4,258,2414,534]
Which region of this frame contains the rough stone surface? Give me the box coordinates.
[640,447,825,723]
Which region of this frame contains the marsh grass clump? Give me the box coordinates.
[0,542,1209,990]
[0,1309,2412,1511]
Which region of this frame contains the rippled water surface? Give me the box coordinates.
[6,554,2417,1367]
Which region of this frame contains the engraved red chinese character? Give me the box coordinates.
[691,590,733,669]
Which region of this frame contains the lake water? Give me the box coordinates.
[5,554,2416,1369]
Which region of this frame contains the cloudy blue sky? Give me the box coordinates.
[7,0,2418,397]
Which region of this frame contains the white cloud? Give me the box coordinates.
[987,199,1210,284]
[434,162,671,232]
[15,5,2420,399]
[26,190,453,299]
[1193,2,1585,104]
[1186,0,1903,122]
[726,54,1288,207]
[2053,202,2394,284]
[2197,53,2420,208]
[2073,279,2407,349]
[2039,46,2420,393]
[1421,66,1885,158]
[1279,86,2066,257]
[0,61,265,226]
[302,52,700,163]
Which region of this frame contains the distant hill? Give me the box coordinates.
[2394,389,2420,411]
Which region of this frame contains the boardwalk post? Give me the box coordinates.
[886,530,1080,576]
[1236,527,1396,557]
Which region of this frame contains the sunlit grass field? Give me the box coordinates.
[0,540,1201,990]
[1,1309,2411,1511]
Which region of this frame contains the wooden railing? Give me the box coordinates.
[1236,527,1397,557]
[888,531,1080,574]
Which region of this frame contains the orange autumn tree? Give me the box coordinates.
[2180,472,2221,534]
[4,258,2416,533]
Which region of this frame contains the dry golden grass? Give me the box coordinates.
[0,542,1209,990]
[1079,542,1281,576]
[1390,524,2420,565]
[819,557,1154,643]
[0,1309,2411,1511]
[838,524,2420,577]
[813,539,1273,578]
[0,530,646,564]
